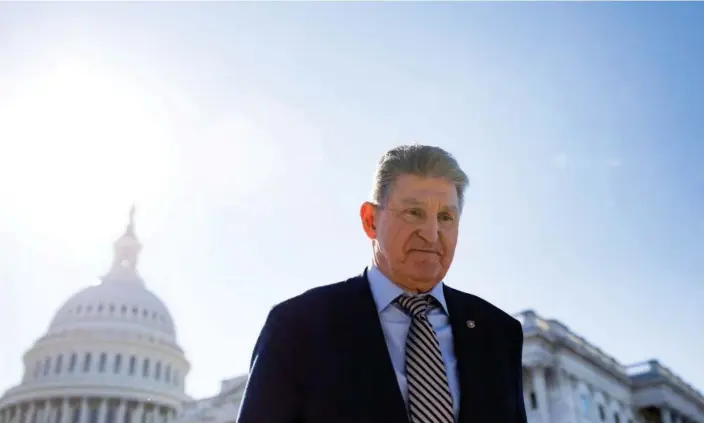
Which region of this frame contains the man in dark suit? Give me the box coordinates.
[237,144,527,423]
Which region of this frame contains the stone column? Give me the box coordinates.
[132,404,143,423]
[532,366,551,423]
[662,408,673,423]
[97,401,107,423]
[60,400,70,423]
[78,400,88,423]
[43,402,53,423]
[25,403,36,423]
[115,401,126,423]
[557,370,577,423]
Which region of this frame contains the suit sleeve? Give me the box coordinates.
[236,305,303,423]
[512,319,528,423]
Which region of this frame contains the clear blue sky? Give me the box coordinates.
[0,2,702,399]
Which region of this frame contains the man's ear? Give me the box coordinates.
[360,201,378,239]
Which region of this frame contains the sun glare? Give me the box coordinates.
[0,57,173,246]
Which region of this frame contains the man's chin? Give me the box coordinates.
[409,263,443,284]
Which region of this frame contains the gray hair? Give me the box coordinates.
[371,144,469,211]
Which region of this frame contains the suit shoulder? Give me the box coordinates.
[446,286,522,331]
[269,274,363,319]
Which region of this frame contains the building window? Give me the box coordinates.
[68,353,77,373]
[614,414,620,423]
[598,405,605,421]
[165,365,171,383]
[55,354,63,374]
[143,358,150,378]
[529,392,538,410]
[89,407,99,423]
[72,408,80,423]
[43,357,51,375]
[129,356,136,375]
[155,361,162,380]
[114,354,122,373]
[83,353,92,372]
[99,353,107,373]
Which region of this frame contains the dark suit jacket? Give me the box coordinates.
[236,270,527,423]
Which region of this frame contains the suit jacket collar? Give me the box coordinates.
[443,284,487,423]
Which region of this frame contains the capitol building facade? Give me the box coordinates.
[1,213,702,423]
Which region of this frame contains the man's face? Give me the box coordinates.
[361,174,461,292]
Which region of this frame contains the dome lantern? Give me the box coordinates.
[104,204,143,284]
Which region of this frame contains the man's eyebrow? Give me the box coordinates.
[400,198,459,213]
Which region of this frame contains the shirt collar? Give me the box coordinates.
[367,264,449,314]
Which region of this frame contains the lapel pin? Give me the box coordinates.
[466,320,476,329]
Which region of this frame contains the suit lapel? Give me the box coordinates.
[444,285,488,423]
[339,272,408,423]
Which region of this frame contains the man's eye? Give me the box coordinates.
[439,213,454,222]
[404,208,424,217]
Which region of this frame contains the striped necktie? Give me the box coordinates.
[395,295,454,423]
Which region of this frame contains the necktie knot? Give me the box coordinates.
[395,294,435,317]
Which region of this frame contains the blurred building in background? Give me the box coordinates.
[0,210,190,423]
[1,215,702,423]
[174,377,246,423]
[517,310,703,423]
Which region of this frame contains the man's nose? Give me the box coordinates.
[418,217,439,243]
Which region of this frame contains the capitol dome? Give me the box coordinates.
[0,207,190,423]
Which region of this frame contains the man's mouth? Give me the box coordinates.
[409,249,440,255]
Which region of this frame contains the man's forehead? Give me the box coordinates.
[388,175,460,208]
